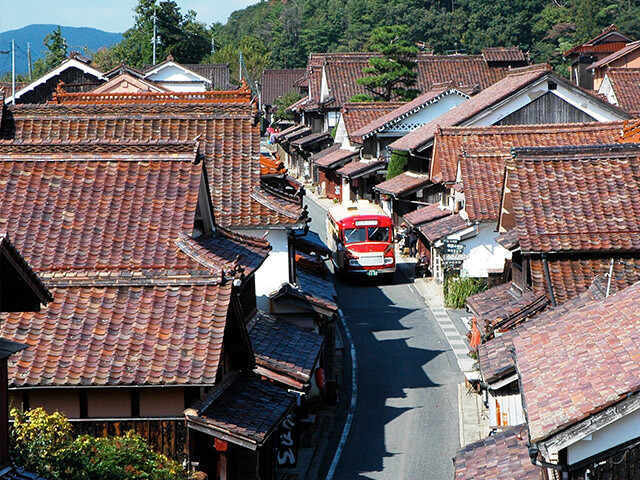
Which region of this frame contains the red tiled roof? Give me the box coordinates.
[432,120,625,184]
[589,40,640,70]
[402,203,450,227]
[185,372,296,448]
[3,282,232,386]
[603,68,640,115]
[419,213,468,243]
[313,146,358,169]
[529,255,640,305]
[481,47,528,63]
[479,275,617,385]
[514,281,640,443]
[335,159,385,179]
[261,68,306,106]
[0,141,207,273]
[4,87,304,229]
[509,144,640,254]
[183,64,232,90]
[466,283,548,333]
[342,102,404,145]
[302,50,522,113]
[459,148,509,221]
[495,228,519,250]
[248,311,324,387]
[390,64,554,152]
[352,87,468,139]
[454,425,540,479]
[374,172,430,196]
[564,24,633,56]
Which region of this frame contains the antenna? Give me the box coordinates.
[152,6,157,65]
[11,39,15,105]
[27,42,32,81]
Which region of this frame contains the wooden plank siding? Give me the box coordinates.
[497,92,596,125]
[72,418,187,461]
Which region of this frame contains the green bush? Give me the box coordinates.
[386,151,408,180]
[10,408,188,480]
[444,276,486,309]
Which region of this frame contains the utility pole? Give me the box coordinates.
[211,38,215,55]
[27,42,32,81]
[11,39,15,105]
[152,6,157,65]
[238,51,243,82]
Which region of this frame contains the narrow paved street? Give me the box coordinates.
[305,197,462,479]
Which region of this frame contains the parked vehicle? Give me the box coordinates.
[326,201,395,277]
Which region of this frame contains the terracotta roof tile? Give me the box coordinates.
[183,64,232,90]
[261,69,306,106]
[342,102,404,145]
[3,88,304,229]
[390,65,555,152]
[187,373,296,447]
[454,425,540,479]
[514,281,640,443]
[589,40,640,70]
[336,159,385,179]
[509,144,640,254]
[2,283,232,386]
[481,47,529,63]
[419,213,468,243]
[467,283,548,333]
[564,24,633,56]
[495,229,520,250]
[248,311,324,385]
[311,144,355,169]
[459,148,509,221]
[402,203,450,227]
[603,68,640,115]
[374,171,430,196]
[432,121,625,184]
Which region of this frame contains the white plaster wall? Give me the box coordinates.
[597,75,619,106]
[567,405,640,465]
[460,222,511,278]
[242,228,290,310]
[156,82,207,93]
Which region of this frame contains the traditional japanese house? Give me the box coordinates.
[588,40,640,90]
[598,68,640,116]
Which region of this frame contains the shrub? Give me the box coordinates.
[386,151,408,180]
[444,276,486,309]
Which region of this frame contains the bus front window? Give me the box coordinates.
[344,228,367,244]
[367,226,390,242]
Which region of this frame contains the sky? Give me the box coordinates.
[0,0,261,33]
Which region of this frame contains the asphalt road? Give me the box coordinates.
[305,197,462,480]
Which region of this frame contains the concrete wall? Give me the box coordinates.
[460,222,511,278]
[244,228,290,310]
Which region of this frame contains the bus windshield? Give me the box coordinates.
[344,228,367,244]
[367,226,390,242]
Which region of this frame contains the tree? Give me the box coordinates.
[274,90,303,122]
[208,35,271,86]
[10,408,188,480]
[386,150,408,180]
[356,25,419,101]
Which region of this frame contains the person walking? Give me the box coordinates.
[409,228,418,257]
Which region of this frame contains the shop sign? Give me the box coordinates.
[275,412,299,467]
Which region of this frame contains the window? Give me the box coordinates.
[344,228,367,244]
[367,226,390,242]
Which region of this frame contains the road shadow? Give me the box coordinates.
[331,273,450,479]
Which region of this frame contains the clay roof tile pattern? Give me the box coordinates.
[188,373,296,447]
[454,425,540,479]
[2,283,232,387]
[481,47,529,63]
[588,40,640,70]
[495,228,520,250]
[432,120,625,184]
[509,144,640,254]
[313,146,359,169]
[402,203,451,227]
[335,159,385,179]
[261,69,306,106]
[514,281,640,443]
[419,213,468,243]
[603,68,640,115]
[374,172,431,196]
[459,148,510,221]
[3,89,304,229]
[342,102,404,145]
[248,311,324,385]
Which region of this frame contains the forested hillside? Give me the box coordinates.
[89,0,640,83]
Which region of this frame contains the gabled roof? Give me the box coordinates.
[466,283,548,334]
[352,87,469,140]
[342,101,405,145]
[374,172,430,197]
[481,47,528,63]
[4,86,305,229]
[183,63,232,90]
[91,72,169,94]
[432,121,626,184]
[185,372,296,450]
[458,148,509,221]
[454,425,539,479]
[601,68,640,115]
[508,143,640,254]
[248,311,324,389]
[514,281,640,443]
[261,68,306,106]
[564,24,634,56]
[3,281,233,387]
[402,203,451,227]
[143,57,212,85]
[588,40,640,70]
[419,213,468,243]
[5,57,107,104]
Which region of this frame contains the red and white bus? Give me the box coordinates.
[326,201,395,277]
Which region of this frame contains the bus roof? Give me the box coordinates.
[328,200,390,223]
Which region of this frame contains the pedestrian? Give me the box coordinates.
[409,228,418,257]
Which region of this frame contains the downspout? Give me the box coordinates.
[527,444,569,476]
[541,253,556,307]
